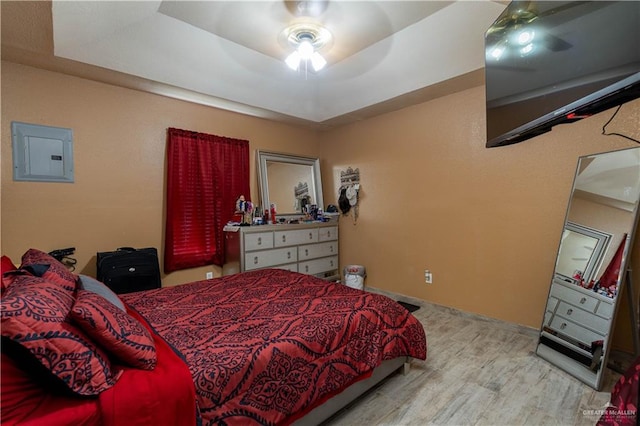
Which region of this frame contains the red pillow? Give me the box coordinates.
[1,255,17,274]
[1,255,18,294]
[20,248,77,291]
[1,275,121,396]
[71,290,157,370]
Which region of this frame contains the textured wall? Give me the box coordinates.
[2,61,639,350]
[319,87,639,333]
[1,62,320,286]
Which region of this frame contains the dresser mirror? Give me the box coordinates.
[536,146,640,390]
[257,151,324,217]
[555,222,611,287]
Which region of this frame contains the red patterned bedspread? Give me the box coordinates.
[121,269,427,425]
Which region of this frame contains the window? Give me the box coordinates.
[164,128,250,273]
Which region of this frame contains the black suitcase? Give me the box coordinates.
[96,247,161,294]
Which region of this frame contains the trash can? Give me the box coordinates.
[344,265,366,290]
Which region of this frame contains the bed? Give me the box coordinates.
[1,249,427,425]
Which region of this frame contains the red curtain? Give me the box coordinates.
[164,128,250,273]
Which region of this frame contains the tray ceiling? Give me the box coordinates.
[3,1,508,128]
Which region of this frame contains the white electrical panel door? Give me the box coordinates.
[12,122,74,183]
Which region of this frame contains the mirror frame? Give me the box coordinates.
[536,146,640,390]
[257,150,324,218]
[555,222,612,286]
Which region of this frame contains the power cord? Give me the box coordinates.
[48,247,77,271]
[601,105,640,144]
[61,256,77,272]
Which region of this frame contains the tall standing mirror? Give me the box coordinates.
[257,151,324,218]
[536,147,640,390]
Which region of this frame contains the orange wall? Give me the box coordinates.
[2,61,639,345]
[1,62,320,286]
[319,87,639,332]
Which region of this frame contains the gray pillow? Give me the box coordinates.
[78,274,126,312]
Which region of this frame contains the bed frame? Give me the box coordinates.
[294,356,411,425]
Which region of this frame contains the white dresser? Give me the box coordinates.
[541,278,614,360]
[223,222,339,280]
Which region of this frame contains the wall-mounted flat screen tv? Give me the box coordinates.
[485,1,640,148]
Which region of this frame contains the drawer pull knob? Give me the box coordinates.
[253,256,258,265]
[287,252,291,259]
[129,267,136,272]
[309,232,313,239]
[580,297,587,304]
[560,323,567,330]
[282,235,286,242]
[330,260,334,266]
[330,246,334,253]
[566,308,573,315]
[257,237,262,245]
[305,265,309,272]
[305,249,309,256]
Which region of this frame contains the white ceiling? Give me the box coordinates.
[49,1,507,126]
[575,148,640,211]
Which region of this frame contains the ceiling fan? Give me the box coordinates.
[281,1,332,72]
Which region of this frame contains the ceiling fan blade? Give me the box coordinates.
[285,0,329,18]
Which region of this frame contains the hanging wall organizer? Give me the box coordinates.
[339,167,360,223]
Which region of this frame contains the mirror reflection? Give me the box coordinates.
[537,146,640,390]
[555,222,611,288]
[257,151,324,217]
[566,147,640,294]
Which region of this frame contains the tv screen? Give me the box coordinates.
[485,1,640,148]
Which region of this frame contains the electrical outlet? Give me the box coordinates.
[206,272,214,280]
[424,270,433,284]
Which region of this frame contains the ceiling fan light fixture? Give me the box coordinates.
[282,23,331,73]
[298,39,314,60]
[310,52,326,71]
[285,51,302,70]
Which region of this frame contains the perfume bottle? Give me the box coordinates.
[270,203,277,224]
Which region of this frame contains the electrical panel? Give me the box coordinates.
[12,121,74,183]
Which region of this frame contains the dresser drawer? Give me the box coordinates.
[549,316,604,345]
[550,283,598,313]
[298,241,338,260]
[244,247,298,270]
[318,226,338,241]
[547,296,559,313]
[555,301,609,334]
[274,229,318,247]
[274,263,298,273]
[244,232,274,251]
[224,223,339,280]
[596,300,614,319]
[299,256,338,275]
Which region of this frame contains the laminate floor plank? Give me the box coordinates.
[323,293,620,426]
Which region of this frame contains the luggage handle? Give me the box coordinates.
[117,247,136,252]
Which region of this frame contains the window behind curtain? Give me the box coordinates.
[164,128,250,273]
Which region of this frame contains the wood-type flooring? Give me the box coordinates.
[324,290,622,426]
